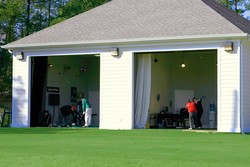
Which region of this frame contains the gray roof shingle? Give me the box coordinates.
[4,0,250,49]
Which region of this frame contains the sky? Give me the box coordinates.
[243,11,250,19]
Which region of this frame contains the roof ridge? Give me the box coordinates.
[202,0,250,34]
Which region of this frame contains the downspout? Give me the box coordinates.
[240,35,250,134]
[239,40,244,134]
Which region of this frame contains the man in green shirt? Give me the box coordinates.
[82,97,92,127]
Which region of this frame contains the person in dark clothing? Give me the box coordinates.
[76,99,84,126]
[41,110,52,127]
[193,97,204,128]
[58,105,72,127]
[70,104,79,126]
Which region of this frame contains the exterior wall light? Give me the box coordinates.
[224,42,233,51]
[16,51,24,60]
[111,47,119,57]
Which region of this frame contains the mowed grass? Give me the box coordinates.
[0,128,249,167]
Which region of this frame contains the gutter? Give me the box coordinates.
[1,33,249,50]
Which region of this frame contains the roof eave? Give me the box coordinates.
[2,33,249,50]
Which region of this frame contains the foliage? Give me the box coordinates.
[25,0,69,35]
[0,0,249,96]
[0,48,11,97]
[51,0,111,25]
[0,0,26,43]
[0,0,26,97]
[0,0,110,96]
[216,0,250,16]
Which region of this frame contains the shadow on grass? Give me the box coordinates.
[0,127,249,136]
[0,127,93,134]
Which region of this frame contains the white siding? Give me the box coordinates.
[242,41,250,132]
[12,53,30,127]
[100,50,134,129]
[217,42,241,132]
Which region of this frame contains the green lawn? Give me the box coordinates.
[0,128,249,167]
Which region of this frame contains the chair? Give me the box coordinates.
[1,109,12,127]
[91,114,98,127]
[149,113,157,128]
[179,108,189,128]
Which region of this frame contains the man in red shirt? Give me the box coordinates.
[186,100,197,130]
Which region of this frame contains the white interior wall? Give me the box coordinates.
[150,53,171,113]
[149,51,217,127]
[174,90,194,112]
[88,91,99,126]
[46,55,100,125]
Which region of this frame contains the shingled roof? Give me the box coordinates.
[3,0,250,49]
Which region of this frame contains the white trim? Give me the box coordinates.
[131,53,135,129]
[21,40,229,59]
[27,55,31,127]
[240,40,243,134]
[217,47,221,131]
[237,41,242,133]
[2,33,248,50]
[25,48,103,57]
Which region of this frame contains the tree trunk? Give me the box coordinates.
[26,0,31,36]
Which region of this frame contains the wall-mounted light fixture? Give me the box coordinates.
[111,47,119,57]
[224,42,233,51]
[48,64,53,68]
[16,51,24,60]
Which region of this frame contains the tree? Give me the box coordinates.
[51,0,111,25]
[216,0,250,18]
[0,47,12,97]
[0,0,111,96]
[0,0,26,43]
[25,0,68,35]
[0,0,26,97]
